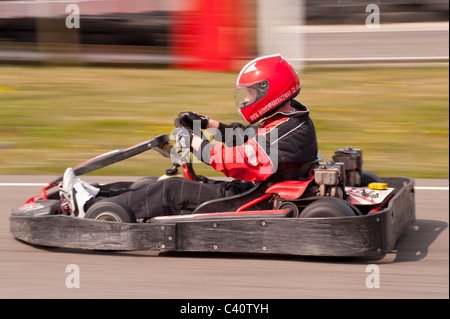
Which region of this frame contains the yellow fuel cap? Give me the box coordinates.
[368,182,388,190]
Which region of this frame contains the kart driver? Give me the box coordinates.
[60,54,318,219]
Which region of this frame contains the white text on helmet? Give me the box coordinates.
[249,84,299,121]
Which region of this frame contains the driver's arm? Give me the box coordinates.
[191,128,275,182]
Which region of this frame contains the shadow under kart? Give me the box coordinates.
[10,133,415,258]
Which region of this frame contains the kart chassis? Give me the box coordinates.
[10,134,416,258]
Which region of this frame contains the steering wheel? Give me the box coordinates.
[152,119,197,181]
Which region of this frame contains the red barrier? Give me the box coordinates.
[170,0,251,72]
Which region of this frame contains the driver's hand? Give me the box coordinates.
[176,112,209,130]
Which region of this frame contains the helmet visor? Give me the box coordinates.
[235,80,269,109]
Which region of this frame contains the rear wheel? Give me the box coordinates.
[85,199,136,223]
[279,202,300,217]
[300,198,356,218]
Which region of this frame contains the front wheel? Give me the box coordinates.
[85,199,136,223]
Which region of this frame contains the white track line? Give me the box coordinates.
[292,56,449,62]
[414,186,449,191]
[0,183,47,187]
[0,183,448,190]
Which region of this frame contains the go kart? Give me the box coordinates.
[10,131,415,258]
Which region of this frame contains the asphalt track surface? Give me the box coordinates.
[0,176,448,299]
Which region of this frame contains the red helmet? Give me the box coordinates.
[236,54,300,124]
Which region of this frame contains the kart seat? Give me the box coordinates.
[193,155,322,214]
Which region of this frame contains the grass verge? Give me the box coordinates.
[0,64,448,178]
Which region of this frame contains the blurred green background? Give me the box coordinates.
[0,65,448,178]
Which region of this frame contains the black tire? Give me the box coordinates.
[129,176,158,190]
[300,198,356,218]
[279,202,300,218]
[85,199,136,223]
[361,170,383,186]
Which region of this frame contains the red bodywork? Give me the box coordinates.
[265,180,314,200]
[234,179,313,212]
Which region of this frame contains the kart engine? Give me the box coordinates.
[332,147,362,187]
[314,161,345,198]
